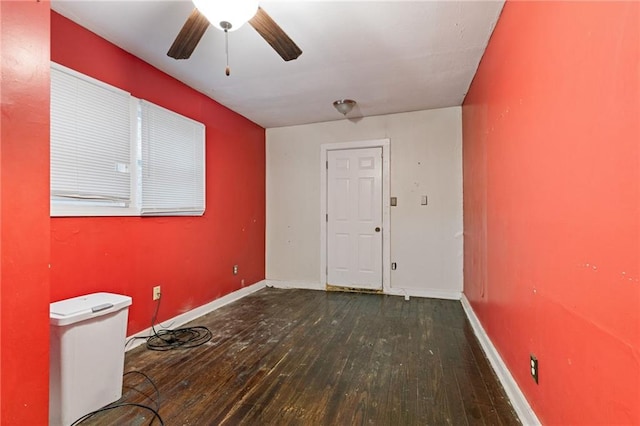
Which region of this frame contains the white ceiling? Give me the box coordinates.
[51,0,504,128]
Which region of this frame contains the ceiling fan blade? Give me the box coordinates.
[167,8,210,60]
[249,7,302,62]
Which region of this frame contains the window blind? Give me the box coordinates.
[50,65,132,206]
[139,100,205,215]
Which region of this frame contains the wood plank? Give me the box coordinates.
[77,289,520,425]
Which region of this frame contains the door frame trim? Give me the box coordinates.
[320,139,390,292]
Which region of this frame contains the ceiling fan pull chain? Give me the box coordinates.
[224,28,230,76]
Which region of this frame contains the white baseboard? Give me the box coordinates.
[265,280,461,300]
[460,295,540,426]
[385,287,462,300]
[264,279,325,291]
[126,280,267,351]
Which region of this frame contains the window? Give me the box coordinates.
[50,63,205,217]
[50,64,134,212]
[139,101,205,215]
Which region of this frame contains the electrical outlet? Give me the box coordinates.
[233,264,238,275]
[153,286,161,301]
[530,354,539,384]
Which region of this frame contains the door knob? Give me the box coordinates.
[375,227,381,232]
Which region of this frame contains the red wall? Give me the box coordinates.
[50,12,266,335]
[0,1,51,423]
[463,1,639,424]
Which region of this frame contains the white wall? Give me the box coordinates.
[266,107,463,299]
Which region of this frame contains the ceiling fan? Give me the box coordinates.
[167,0,302,67]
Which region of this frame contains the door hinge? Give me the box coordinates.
[326,161,328,169]
[326,213,328,222]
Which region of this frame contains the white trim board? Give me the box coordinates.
[264,279,324,291]
[125,280,266,351]
[265,280,460,301]
[460,295,541,426]
[386,287,461,301]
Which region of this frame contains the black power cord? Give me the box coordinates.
[74,295,213,424]
[70,371,164,425]
[146,324,212,350]
[126,293,212,351]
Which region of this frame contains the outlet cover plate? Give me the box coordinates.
[530,354,539,384]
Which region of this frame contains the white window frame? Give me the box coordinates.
[50,62,205,217]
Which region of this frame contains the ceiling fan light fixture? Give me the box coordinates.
[192,0,259,31]
[333,99,356,115]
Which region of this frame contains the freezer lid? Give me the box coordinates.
[50,292,132,326]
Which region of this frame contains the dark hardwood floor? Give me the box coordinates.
[80,288,519,425]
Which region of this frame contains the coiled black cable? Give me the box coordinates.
[126,293,212,351]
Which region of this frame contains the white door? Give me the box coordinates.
[327,147,383,290]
